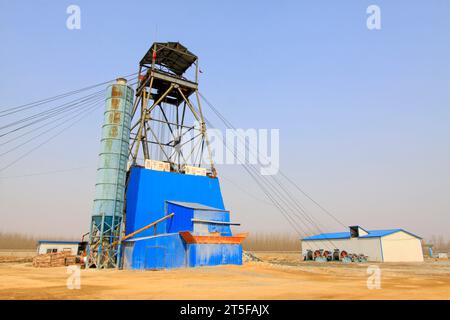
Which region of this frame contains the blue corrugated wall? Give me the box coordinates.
[165,203,194,233]
[125,167,225,239]
[187,244,242,267]
[165,203,232,235]
[122,167,243,270]
[123,233,187,269]
[123,238,242,269]
[193,210,232,236]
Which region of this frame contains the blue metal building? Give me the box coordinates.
[121,167,246,270]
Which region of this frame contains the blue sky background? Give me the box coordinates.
[0,1,449,240]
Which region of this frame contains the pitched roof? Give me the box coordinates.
[38,240,80,244]
[302,229,421,241]
[166,201,226,211]
[140,42,197,76]
[303,232,351,240]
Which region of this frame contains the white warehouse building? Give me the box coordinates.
[301,226,424,262]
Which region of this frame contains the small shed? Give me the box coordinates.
[37,241,81,256]
[165,201,238,236]
[301,226,423,262]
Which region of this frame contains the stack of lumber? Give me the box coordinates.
[64,255,77,265]
[32,252,78,268]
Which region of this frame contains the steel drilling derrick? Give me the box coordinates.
[129,42,216,176]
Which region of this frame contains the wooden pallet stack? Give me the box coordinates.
[32,252,78,268]
[64,255,77,266]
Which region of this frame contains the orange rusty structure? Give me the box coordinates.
[179,231,248,244]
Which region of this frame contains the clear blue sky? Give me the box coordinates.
[0,1,449,240]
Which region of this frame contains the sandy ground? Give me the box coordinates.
[0,252,449,300]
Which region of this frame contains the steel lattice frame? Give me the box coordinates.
[87,215,122,268]
[128,43,216,176]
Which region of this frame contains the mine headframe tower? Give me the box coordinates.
[129,42,216,175]
[87,42,215,269]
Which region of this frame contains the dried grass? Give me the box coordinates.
[0,232,38,249]
[242,232,301,251]
[0,232,77,250]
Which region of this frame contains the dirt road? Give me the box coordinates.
[1,253,449,299]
